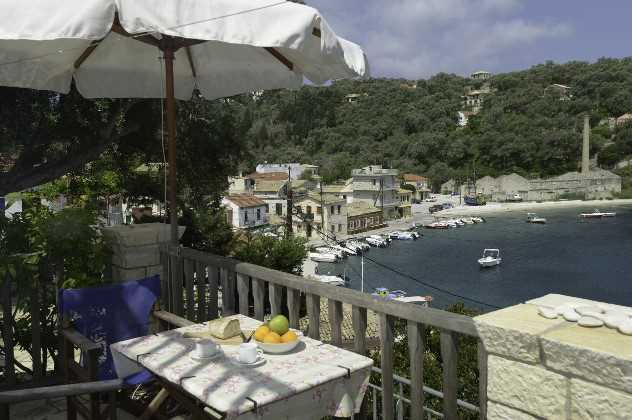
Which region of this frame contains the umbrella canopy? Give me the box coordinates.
[0,0,368,98]
[0,0,368,241]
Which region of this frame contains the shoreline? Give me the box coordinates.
[438,198,632,216]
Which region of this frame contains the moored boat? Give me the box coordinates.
[579,209,616,218]
[309,274,345,287]
[309,252,337,263]
[478,248,501,268]
[526,213,547,224]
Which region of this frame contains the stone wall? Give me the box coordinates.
[475,294,632,419]
[102,223,185,282]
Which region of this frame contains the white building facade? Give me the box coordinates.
[222,195,268,229]
[351,165,400,220]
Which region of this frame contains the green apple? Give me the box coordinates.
[268,314,289,335]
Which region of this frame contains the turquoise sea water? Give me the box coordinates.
[317,205,632,312]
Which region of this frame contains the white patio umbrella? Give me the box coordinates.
[0,0,368,242]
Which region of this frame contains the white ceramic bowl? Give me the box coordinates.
[256,338,300,354]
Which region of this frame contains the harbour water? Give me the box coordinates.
[317,205,632,312]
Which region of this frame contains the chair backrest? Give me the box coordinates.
[59,275,161,380]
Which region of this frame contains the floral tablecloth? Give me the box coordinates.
[110,314,373,420]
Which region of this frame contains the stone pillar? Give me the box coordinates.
[475,294,632,419]
[102,223,185,282]
[582,114,590,174]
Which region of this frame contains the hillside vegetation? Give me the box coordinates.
[237,58,632,189]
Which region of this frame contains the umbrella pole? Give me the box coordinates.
[163,47,179,244]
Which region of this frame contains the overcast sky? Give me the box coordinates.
[309,0,632,79]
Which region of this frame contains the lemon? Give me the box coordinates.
[254,325,270,342]
[281,331,298,343]
[263,332,282,344]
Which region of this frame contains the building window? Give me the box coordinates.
[338,224,342,232]
[337,205,341,214]
[330,225,335,233]
[330,205,335,214]
[316,206,322,214]
[306,206,312,214]
[372,179,376,186]
[276,203,283,216]
[256,208,261,220]
[244,211,248,222]
[265,204,269,212]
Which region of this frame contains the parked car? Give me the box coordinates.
[441,203,454,210]
[429,204,444,213]
[423,196,437,202]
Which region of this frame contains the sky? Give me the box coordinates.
[309,0,632,79]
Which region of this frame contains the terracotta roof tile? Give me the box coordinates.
[224,195,267,208]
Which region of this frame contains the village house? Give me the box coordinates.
[254,163,319,180]
[222,195,268,229]
[544,84,572,101]
[293,193,347,239]
[397,189,412,218]
[440,179,457,195]
[322,180,354,203]
[401,173,430,201]
[347,201,385,235]
[351,165,400,220]
[470,70,491,80]
[616,113,632,126]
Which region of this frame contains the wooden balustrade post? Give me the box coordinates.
[184,259,195,320]
[328,299,343,347]
[252,278,265,321]
[208,266,219,320]
[236,273,250,316]
[478,340,488,420]
[286,289,301,329]
[440,329,458,419]
[195,262,207,322]
[407,321,426,419]
[379,313,395,420]
[269,284,283,316]
[306,294,320,340]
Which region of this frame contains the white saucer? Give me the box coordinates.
[231,356,266,367]
[190,350,223,361]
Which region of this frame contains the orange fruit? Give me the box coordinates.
[263,332,282,344]
[254,325,270,342]
[281,331,298,343]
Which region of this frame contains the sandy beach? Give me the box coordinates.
[438,198,632,216]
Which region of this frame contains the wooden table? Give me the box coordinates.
[111,315,373,419]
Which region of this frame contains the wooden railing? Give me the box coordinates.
[160,245,487,420]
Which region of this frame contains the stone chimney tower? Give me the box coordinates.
[582,114,590,174]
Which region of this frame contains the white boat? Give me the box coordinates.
[394,295,433,307]
[315,247,345,259]
[365,236,388,247]
[346,240,370,251]
[395,231,415,240]
[471,217,485,223]
[461,217,475,225]
[526,213,547,224]
[478,249,501,268]
[309,275,345,286]
[579,209,616,218]
[332,244,357,255]
[309,252,337,263]
[389,231,401,239]
[425,221,449,229]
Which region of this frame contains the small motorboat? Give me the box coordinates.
[395,231,415,240]
[309,274,345,287]
[425,221,449,229]
[579,209,616,218]
[478,249,501,268]
[471,217,485,223]
[315,247,345,259]
[309,252,337,263]
[365,236,388,247]
[526,213,547,224]
[330,244,356,256]
[346,240,370,251]
[389,231,401,239]
[461,217,475,225]
[372,288,432,307]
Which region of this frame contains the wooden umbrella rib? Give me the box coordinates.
[184,47,197,78]
[73,41,100,69]
[264,47,293,71]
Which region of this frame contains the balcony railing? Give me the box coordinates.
[158,245,487,419]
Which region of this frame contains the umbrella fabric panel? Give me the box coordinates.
[75,35,302,100]
[0,0,115,40]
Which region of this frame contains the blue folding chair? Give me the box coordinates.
[58,275,161,418]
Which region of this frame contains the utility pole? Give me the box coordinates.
[319,181,325,239]
[285,166,293,237]
[361,250,365,293]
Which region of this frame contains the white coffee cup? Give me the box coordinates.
[194,339,219,358]
[239,342,263,364]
